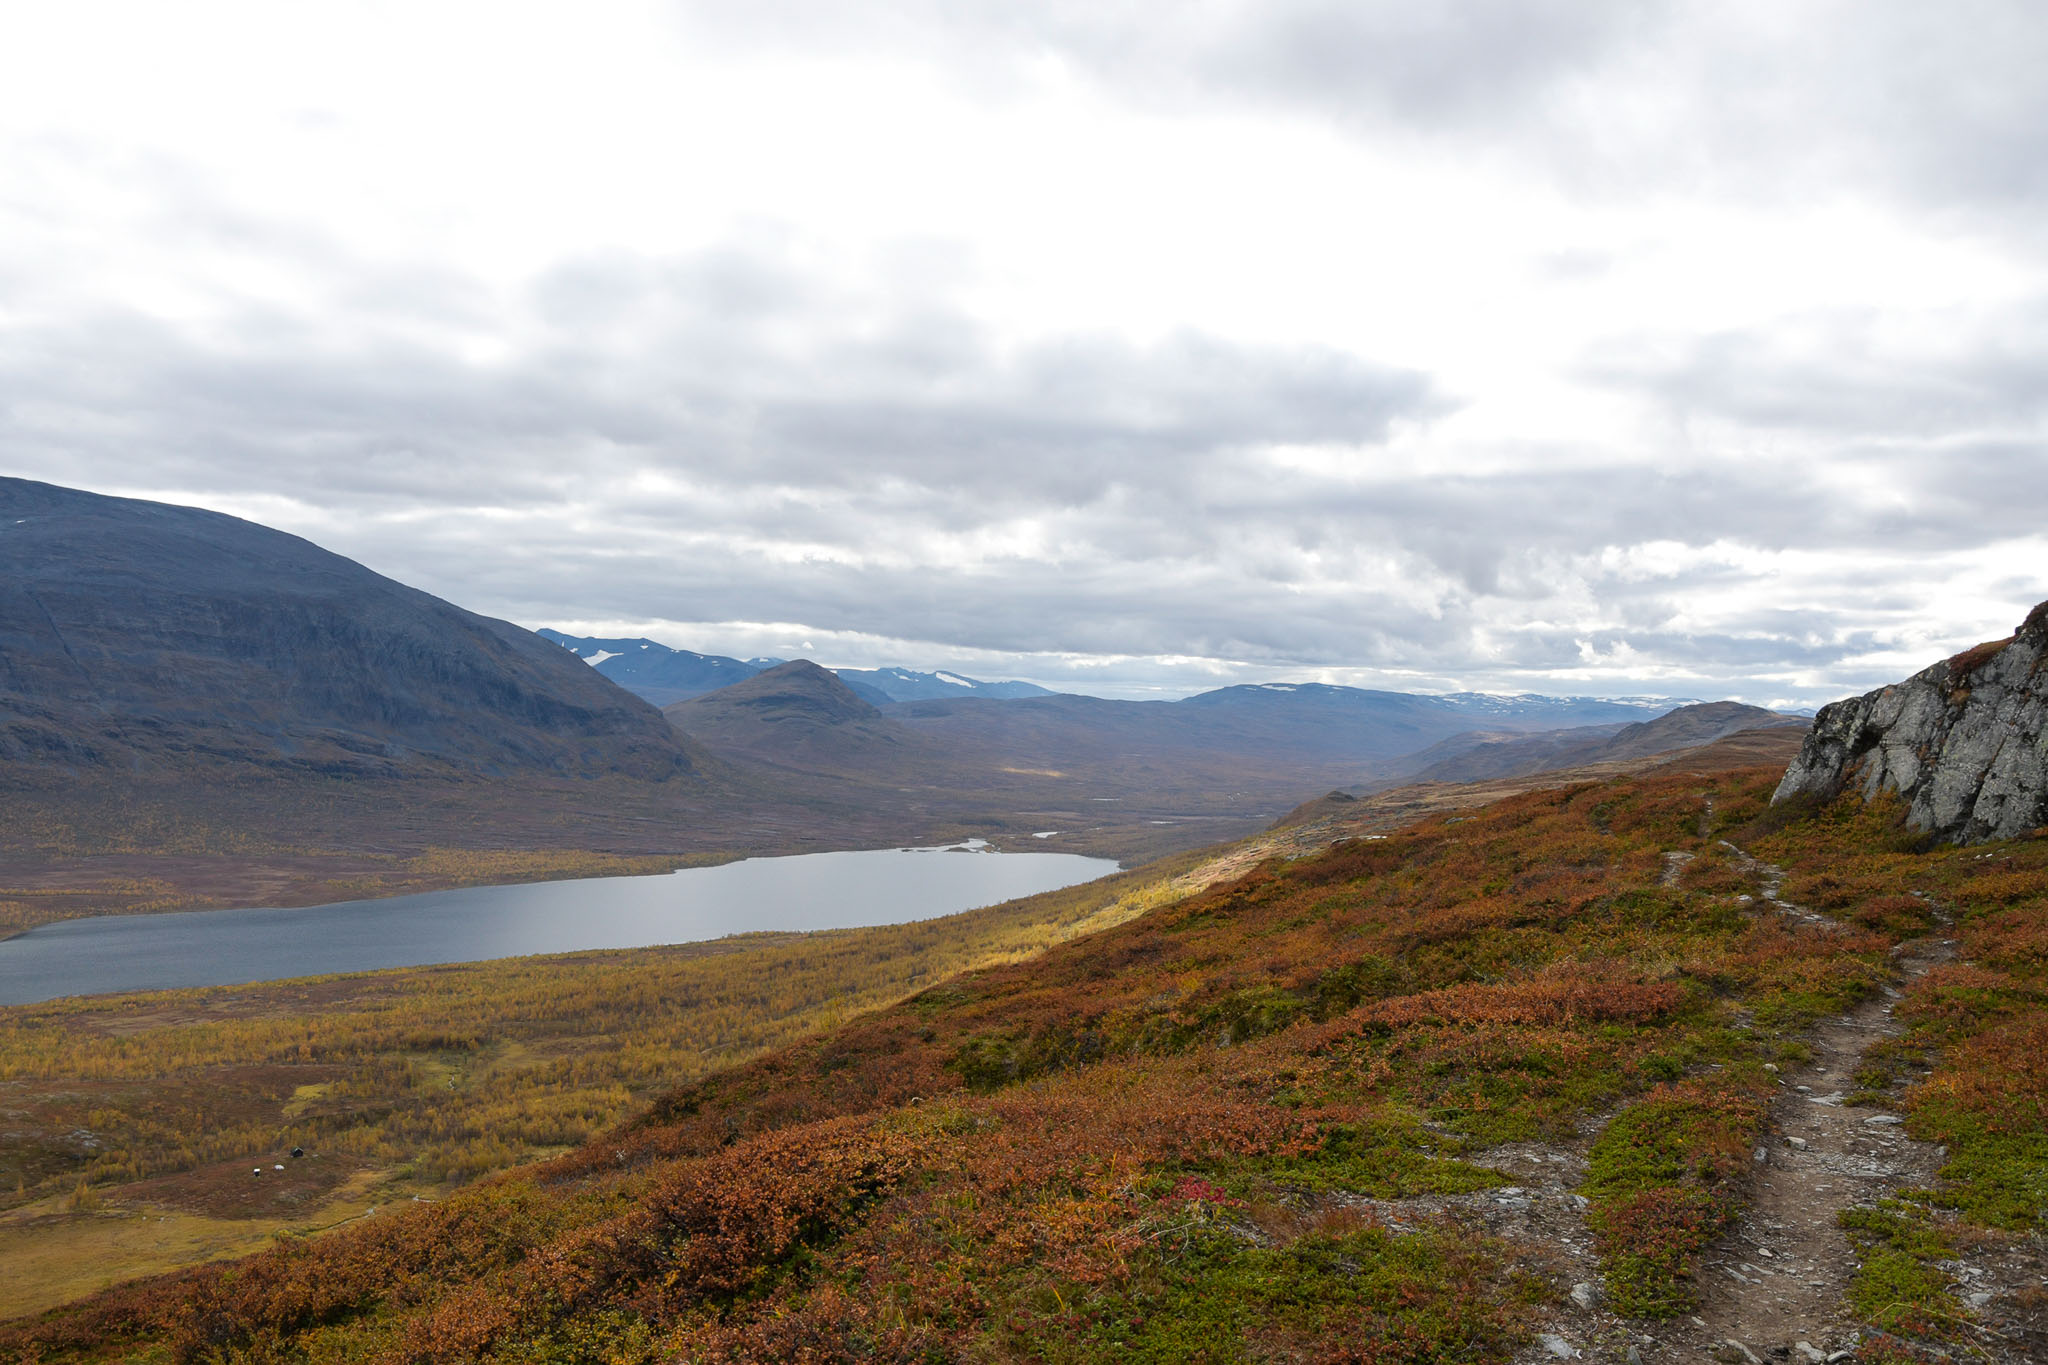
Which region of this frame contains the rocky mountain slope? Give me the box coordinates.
[0,479,697,784]
[1774,599,2048,842]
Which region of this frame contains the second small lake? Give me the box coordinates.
[0,842,1120,1005]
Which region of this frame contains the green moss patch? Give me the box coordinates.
[989,1222,1538,1365]
[1582,1077,1770,1316]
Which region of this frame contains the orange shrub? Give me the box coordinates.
[1351,974,1686,1032]
[1914,1016,2048,1138]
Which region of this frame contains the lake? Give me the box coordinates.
[0,842,1119,1005]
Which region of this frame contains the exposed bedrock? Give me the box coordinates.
[1773,600,2048,843]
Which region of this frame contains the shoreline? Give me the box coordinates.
[0,845,1123,1005]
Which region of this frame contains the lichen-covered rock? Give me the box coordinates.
[1773,600,2048,843]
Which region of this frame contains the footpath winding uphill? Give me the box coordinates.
[1687,930,1952,1359]
[1641,858,1959,1365]
[1299,841,2036,1365]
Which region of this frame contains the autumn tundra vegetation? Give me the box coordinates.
[0,854,1207,1311]
[2,758,2042,1361]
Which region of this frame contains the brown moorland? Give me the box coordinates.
[5,744,2039,1363]
[0,751,1672,1321]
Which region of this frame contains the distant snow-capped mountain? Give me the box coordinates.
[537,632,1055,707]
[1179,683,1689,732]
[835,667,1054,702]
[1437,691,1698,716]
[536,631,769,707]
[539,629,1696,727]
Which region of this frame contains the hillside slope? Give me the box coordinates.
[663,660,938,777]
[893,684,1682,777]
[0,479,696,783]
[16,756,2042,1362]
[1775,598,2048,842]
[0,744,1765,1318]
[1393,700,1801,785]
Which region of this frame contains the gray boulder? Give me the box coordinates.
[1773,600,2048,843]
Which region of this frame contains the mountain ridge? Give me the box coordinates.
[0,479,697,785]
[539,631,1055,705]
[1384,700,1804,786]
[535,631,768,708]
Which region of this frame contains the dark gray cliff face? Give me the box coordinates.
[0,477,697,782]
[1773,601,2048,843]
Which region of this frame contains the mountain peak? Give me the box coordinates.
[736,660,884,722]
[664,659,883,731]
[662,659,920,777]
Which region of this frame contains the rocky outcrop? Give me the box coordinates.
[1773,600,2048,843]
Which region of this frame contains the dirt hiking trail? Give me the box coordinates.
[1635,849,1949,1364]
[1658,937,1951,1363]
[1507,843,2046,1365]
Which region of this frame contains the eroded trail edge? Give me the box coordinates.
[1514,848,1968,1365]
[1669,927,1952,1364]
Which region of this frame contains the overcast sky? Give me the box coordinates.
[4,2,2045,703]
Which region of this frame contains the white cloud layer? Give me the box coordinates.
[2,1,2043,703]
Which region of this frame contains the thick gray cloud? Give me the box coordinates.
[679,0,2048,230]
[677,1,1660,131]
[0,295,2007,692]
[5,225,2043,702]
[4,246,1439,503]
[1584,301,2048,441]
[4,3,2046,706]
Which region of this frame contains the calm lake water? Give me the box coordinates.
[0,843,1118,1005]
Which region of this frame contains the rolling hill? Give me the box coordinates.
[1383,700,1805,786]
[656,671,1723,864]
[876,683,1684,788]
[661,661,935,777]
